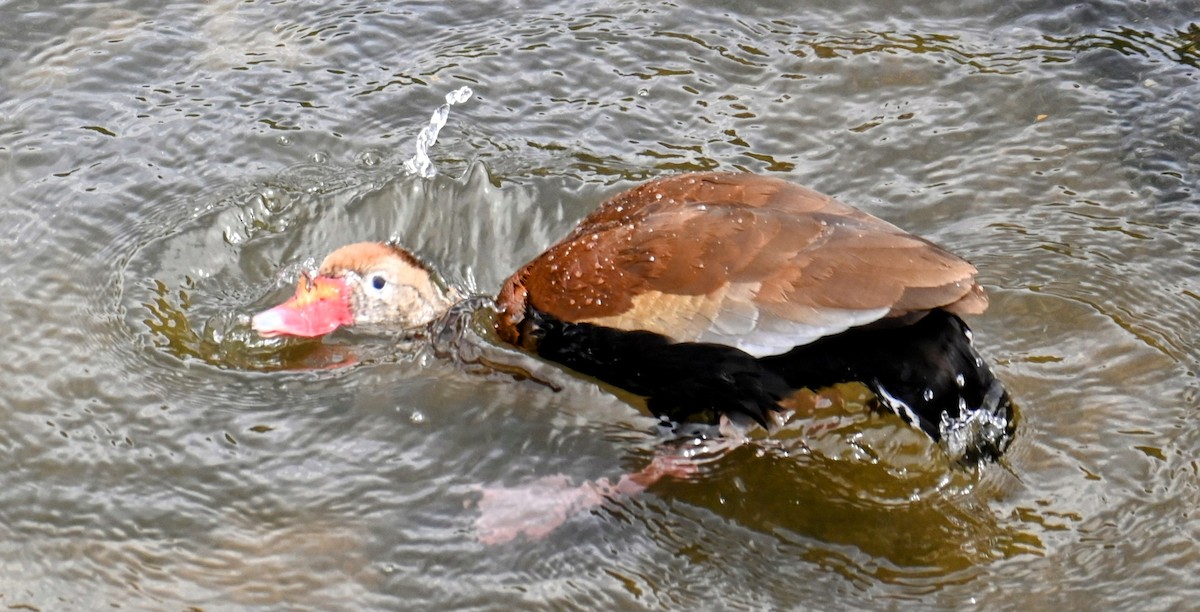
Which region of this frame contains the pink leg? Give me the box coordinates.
[473,448,704,544]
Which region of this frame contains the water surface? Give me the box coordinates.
[0,0,1197,609]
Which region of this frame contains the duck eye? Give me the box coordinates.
[371,275,386,290]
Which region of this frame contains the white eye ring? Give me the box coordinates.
[370,274,387,291]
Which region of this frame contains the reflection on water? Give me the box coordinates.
[0,0,1197,608]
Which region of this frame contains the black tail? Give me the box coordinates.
[527,309,1014,462]
[762,310,1014,461]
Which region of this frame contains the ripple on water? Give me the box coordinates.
[1,0,1198,607]
[9,147,1054,607]
[93,139,1047,602]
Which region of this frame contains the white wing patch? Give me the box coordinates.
[583,283,891,358]
[700,291,889,357]
[706,282,761,336]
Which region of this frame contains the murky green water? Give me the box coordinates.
[1,0,1197,609]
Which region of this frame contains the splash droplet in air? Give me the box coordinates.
[404,86,474,178]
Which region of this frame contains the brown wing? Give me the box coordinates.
[496,172,986,356]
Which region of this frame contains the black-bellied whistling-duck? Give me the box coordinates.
[253,172,1014,461]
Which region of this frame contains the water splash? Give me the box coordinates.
[404,86,474,178]
[940,379,1014,464]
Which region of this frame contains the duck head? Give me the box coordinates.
[251,242,455,338]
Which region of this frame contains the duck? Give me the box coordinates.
[252,172,1014,461]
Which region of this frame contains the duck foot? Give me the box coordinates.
[472,453,698,545]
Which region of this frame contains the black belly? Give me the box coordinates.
[518,308,1014,461]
